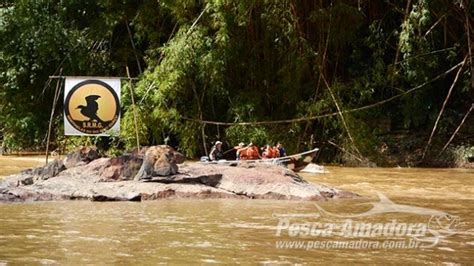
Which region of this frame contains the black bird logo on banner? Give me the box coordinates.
[64,79,120,135]
[76,95,105,123]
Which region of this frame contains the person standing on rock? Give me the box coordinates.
[209,141,224,161]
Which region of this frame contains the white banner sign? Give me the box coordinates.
[64,78,121,136]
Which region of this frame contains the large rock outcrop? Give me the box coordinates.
[0,145,356,202]
[134,145,185,180]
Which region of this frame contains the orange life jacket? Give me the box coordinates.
[239,146,260,160]
[272,147,280,158]
[263,147,280,159]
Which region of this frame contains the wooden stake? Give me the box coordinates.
[45,70,63,165]
[126,66,140,151]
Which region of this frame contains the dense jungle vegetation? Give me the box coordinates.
[0,0,472,166]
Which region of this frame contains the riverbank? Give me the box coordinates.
[324,131,474,168]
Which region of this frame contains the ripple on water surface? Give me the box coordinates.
[0,161,473,263]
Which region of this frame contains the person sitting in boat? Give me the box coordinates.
[239,143,261,160]
[209,141,224,161]
[262,144,280,159]
[234,142,245,160]
[276,142,287,157]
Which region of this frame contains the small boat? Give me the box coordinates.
[200,148,320,172]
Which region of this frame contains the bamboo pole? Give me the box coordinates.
[321,74,363,158]
[437,104,473,157]
[48,76,138,80]
[125,20,143,74]
[465,0,473,91]
[138,22,178,105]
[327,140,363,163]
[187,5,209,35]
[190,82,208,156]
[299,4,333,152]
[422,56,467,160]
[126,66,140,151]
[45,69,63,165]
[178,5,210,156]
[393,0,412,73]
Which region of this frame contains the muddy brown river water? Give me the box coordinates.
[0,156,473,264]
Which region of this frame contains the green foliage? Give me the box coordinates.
[0,1,114,150]
[0,0,165,151]
[225,125,268,147]
[450,145,474,166]
[0,0,472,164]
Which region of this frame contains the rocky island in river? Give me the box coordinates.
[0,145,356,202]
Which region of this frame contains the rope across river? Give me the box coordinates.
[183,60,464,126]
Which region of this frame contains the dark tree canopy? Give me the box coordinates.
[0,0,472,164]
